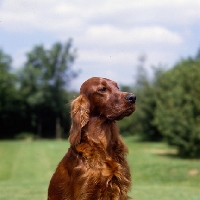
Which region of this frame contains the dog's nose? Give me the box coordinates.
[125,93,136,104]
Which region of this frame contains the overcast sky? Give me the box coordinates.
[0,0,200,90]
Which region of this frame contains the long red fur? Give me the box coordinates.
[48,77,136,200]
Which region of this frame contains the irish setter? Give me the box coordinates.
[48,77,136,200]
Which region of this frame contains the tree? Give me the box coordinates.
[154,58,200,158]
[195,47,200,60]
[118,55,162,141]
[18,39,78,138]
[0,50,23,138]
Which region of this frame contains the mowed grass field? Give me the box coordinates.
[0,137,200,200]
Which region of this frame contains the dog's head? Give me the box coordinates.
[68,77,136,146]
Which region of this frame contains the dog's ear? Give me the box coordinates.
[68,95,90,146]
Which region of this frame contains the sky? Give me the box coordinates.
[0,0,200,91]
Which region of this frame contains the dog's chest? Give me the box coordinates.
[77,143,128,186]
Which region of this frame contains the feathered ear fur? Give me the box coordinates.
[68,95,90,146]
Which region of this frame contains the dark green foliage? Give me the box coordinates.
[0,50,25,139]
[0,40,77,139]
[134,58,163,141]
[18,40,77,138]
[154,59,200,158]
[119,55,200,158]
[134,83,162,141]
[118,65,162,141]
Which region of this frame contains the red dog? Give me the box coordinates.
[48,77,136,200]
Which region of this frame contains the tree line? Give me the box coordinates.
[119,49,200,158]
[0,39,77,139]
[1,40,200,158]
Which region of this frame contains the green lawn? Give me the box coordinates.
[0,137,200,200]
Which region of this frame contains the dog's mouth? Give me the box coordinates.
[107,105,136,121]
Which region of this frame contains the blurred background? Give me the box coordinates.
[0,1,200,199]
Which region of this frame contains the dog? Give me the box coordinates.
[48,77,136,200]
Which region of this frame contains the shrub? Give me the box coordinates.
[154,59,200,158]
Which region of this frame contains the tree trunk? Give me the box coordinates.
[37,119,42,138]
[56,117,62,140]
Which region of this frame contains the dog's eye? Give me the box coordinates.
[98,87,107,92]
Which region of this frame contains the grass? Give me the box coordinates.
[0,137,200,200]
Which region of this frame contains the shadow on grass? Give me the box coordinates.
[151,149,180,159]
[153,148,200,160]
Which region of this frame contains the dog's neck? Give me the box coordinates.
[82,116,117,148]
[78,116,128,164]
